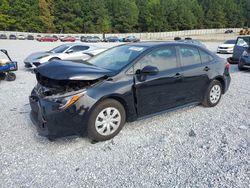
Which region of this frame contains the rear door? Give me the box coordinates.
[178,45,210,102]
[133,45,185,117]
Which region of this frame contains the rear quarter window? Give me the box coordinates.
[199,50,214,63]
[179,46,201,66]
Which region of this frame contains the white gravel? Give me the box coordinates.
[0,40,249,188]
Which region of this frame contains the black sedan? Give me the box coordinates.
[27,35,34,40]
[0,34,7,39]
[124,36,140,42]
[29,42,231,141]
[9,34,17,40]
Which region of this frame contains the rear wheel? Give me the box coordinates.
[6,72,16,81]
[87,99,126,141]
[202,80,222,107]
[238,61,246,71]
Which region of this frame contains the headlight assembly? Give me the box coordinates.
[45,90,86,111]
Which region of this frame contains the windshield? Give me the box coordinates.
[225,40,236,44]
[50,45,70,53]
[87,45,147,71]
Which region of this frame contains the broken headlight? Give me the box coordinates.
[45,90,86,110]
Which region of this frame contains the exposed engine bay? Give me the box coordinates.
[35,72,106,97]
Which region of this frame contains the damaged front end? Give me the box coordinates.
[29,60,111,138]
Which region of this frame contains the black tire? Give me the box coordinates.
[202,80,222,107]
[49,57,61,61]
[6,72,16,81]
[87,99,126,141]
[238,61,246,71]
[238,65,245,71]
[0,72,6,80]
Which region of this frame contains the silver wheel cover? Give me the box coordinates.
[95,107,121,136]
[210,85,221,104]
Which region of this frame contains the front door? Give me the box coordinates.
[133,46,185,117]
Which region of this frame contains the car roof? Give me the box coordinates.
[126,41,202,48]
[63,43,98,48]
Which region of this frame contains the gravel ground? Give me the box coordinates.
[0,40,249,188]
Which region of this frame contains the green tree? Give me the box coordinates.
[107,0,139,33]
[39,0,55,32]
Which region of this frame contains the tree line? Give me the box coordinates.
[0,0,250,33]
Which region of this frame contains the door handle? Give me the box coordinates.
[203,66,210,71]
[173,73,182,79]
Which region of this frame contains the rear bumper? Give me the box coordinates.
[217,49,233,54]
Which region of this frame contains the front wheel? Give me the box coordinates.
[202,80,222,107]
[6,72,16,81]
[87,99,126,141]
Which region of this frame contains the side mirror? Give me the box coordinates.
[66,49,73,54]
[140,65,159,76]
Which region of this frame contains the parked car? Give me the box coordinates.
[29,42,231,141]
[123,36,140,42]
[27,35,34,40]
[80,36,87,42]
[227,36,250,64]
[238,47,250,71]
[104,36,120,42]
[217,39,236,54]
[36,35,42,40]
[225,30,233,34]
[0,34,8,39]
[9,34,17,40]
[24,43,103,68]
[89,36,101,42]
[60,36,76,42]
[37,36,58,42]
[18,35,26,40]
[52,35,58,40]
[81,36,101,42]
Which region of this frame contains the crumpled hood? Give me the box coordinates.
[35,60,113,80]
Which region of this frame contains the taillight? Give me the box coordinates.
[225,62,230,69]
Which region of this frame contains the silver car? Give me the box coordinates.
[24,43,106,68]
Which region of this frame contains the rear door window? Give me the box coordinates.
[179,46,201,66]
[134,46,178,72]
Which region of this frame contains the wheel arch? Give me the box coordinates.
[214,76,225,94]
[49,57,61,61]
[101,95,129,120]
